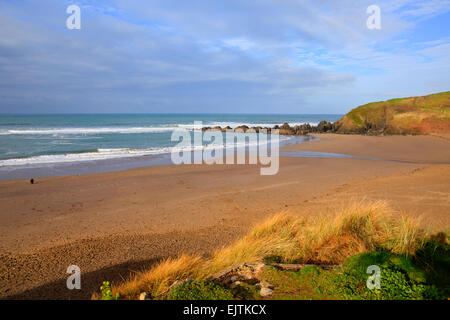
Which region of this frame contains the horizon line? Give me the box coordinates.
[0,112,344,116]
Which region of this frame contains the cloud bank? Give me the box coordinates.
[0,0,448,113]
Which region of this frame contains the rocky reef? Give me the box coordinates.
[201,120,335,136]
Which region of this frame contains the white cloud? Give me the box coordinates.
[0,0,448,113]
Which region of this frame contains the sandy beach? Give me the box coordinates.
[1,133,450,299]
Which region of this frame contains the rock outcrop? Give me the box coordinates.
[201,122,332,136]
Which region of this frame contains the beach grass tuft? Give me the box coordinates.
[97,200,443,300]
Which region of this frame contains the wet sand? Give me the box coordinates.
[1,133,450,299]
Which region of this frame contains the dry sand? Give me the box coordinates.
[1,133,449,299]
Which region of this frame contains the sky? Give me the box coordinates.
[0,0,449,114]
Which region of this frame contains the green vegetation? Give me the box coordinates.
[260,265,339,300]
[100,281,120,300]
[335,91,450,134]
[334,252,446,300]
[167,280,233,300]
[254,249,449,300]
[229,282,260,300]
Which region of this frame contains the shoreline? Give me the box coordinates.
[0,117,335,180]
[5,130,450,181]
[0,135,311,181]
[1,133,450,299]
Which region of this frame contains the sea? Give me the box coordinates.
[0,114,342,179]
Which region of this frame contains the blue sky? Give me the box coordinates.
[0,0,449,114]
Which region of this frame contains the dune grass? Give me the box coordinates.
[99,201,444,300]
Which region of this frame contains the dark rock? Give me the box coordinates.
[278,128,295,135]
[234,125,249,132]
[280,123,291,130]
[248,126,262,133]
[316,120,333,133]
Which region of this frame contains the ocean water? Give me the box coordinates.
[0,114,341,178]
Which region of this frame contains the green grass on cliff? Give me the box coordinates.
[336,91,450,134]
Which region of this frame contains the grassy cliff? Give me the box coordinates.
[334,91,450,135]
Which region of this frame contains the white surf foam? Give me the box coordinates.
[0,127,178,135]
[0,135,292,167]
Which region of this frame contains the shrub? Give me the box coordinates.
[335,252,447,300]
[100,281,120,300]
